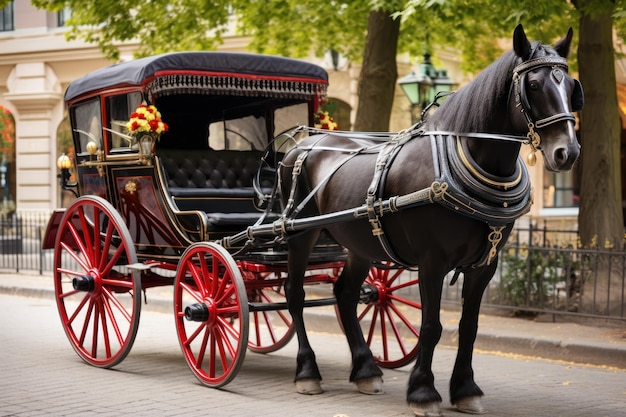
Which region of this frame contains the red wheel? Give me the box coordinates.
[356,264,421,369]
[246,272,295,353]
[53,196,141,368]
[174,242,249,387]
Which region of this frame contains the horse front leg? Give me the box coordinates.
[286,230,324,394]
[407,263,446,417]
[334,254,384,394]
[449,262,498,414]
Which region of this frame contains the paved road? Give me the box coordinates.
[0,293,624,417]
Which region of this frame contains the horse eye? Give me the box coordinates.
[528,81,539,91]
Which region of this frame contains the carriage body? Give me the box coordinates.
[43,52,420,386]
[44,52,329,259]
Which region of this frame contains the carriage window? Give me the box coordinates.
[208,115,267,151]
[106,92,143,153]
[273,103,309,153]
[543,169,580,208]
[72,99,102,154]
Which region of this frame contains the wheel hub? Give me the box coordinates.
[185,303,209,322]
[359,283,379,304]
[72,275,95,292]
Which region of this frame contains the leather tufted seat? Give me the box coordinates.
[158,149,274,230]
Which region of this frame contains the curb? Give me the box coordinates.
[3,284,625,370]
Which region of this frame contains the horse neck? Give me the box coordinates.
[426,55,524,177]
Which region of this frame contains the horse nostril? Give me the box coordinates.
[554,148,568,165]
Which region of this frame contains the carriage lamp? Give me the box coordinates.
[398,54,456,123]
[57,153,78,197]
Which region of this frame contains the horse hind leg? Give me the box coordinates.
[285,229,324,395]
[334,254,384,394]
[449,263,498,415]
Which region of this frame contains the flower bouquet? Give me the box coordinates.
[315,110,338,131]
[126,103,168,158]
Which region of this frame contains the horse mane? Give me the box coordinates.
[425,41,551,133]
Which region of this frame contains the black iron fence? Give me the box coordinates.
[1,212,625,322]
[0,212,53,274]
[442,222,625,322]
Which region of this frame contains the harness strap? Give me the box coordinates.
[365,130,421,268]
[292,150,366,218]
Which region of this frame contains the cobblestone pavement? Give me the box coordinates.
[1,292,625,417]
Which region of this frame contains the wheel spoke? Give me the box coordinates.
[382,268,404,287]
[98,298,113,358]
[365,306,379,345]
[357,302,374,321]
[388,278,420,293]
[101,287,133,324]
[388,293,422,310]
[91,301,100,357]
[180,280,204,304]
[387,297,421,337]
[383,304,409,356]
[60,240,90,272]
[379,307,389,361]
[78,205,95,263]
[101,242,126,277]
[101,293,125,347]
[197,325,210,373]
[215,321,237,362]
[78,299,95,346]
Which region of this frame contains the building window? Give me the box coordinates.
[543,168,580,208]
[0,1,14,32]
[57,7,71,27]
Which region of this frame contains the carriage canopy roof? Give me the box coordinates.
[65,51,329,103]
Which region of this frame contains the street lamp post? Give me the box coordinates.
[398,54,456,123]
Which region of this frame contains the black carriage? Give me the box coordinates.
[42,52,421,387]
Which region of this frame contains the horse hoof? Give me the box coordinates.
[355,376,384,395]
[455,396,486,414]
[409,402,442,417]
[295,378,323,395]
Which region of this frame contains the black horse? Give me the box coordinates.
[278,25,582,416]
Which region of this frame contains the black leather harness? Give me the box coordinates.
[364,130,532,272]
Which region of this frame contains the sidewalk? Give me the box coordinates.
[2,270,625,370]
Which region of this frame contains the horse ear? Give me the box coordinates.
[513,24,532,60]
[554,27,574,58]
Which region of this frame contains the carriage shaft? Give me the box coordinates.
[221,188,431,248]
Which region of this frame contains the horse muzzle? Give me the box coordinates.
[545,140,580,172]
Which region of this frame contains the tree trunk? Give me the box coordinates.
[577,6,623,250]
[353,10,401,132]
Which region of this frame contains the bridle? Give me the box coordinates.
[512,55,579,165]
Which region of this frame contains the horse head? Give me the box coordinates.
[509,24,583,171]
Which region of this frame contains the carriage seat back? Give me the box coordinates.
[158,149,273,231]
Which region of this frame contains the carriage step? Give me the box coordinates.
[249,297,337,312]
[126,263,159,272]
